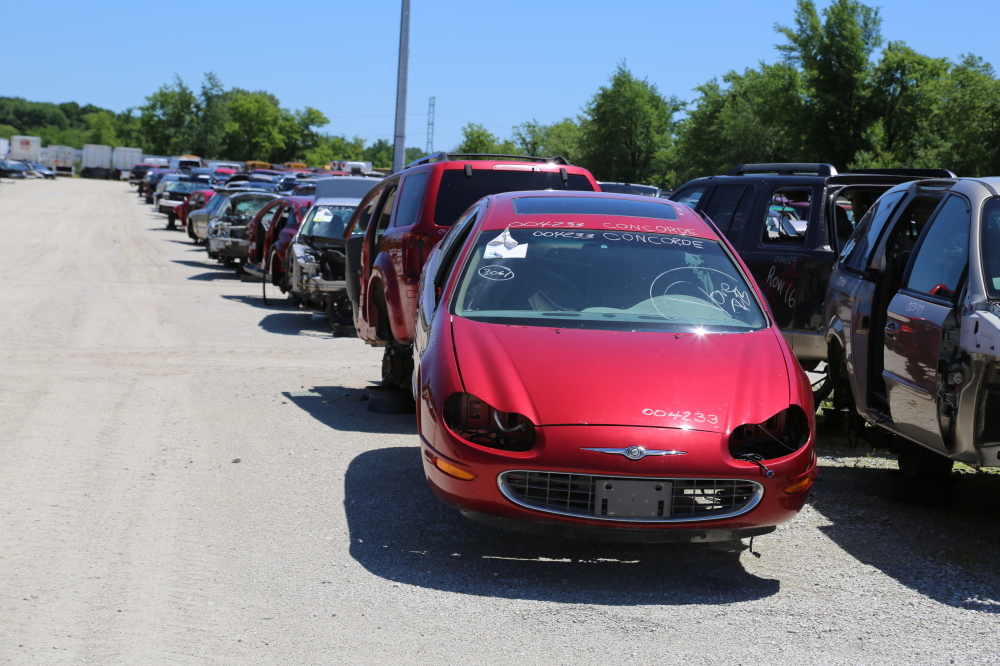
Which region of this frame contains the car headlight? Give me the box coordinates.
[301,252,317,264]
[443,393,536,452]
[728,405,810,461]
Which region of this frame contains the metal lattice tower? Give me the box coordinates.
[426,97,435,154]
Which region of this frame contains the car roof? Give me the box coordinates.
[479,190,716,240]
[313,197,363,206]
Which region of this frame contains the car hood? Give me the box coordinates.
[451,318,790,434]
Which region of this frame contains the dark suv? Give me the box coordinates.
[669,163,955,400]
[342,152,599,389]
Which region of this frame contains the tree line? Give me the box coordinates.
[5,0,1000,183]
[458,0,1000,187]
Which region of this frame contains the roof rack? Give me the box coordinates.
[405,152,569,169]
[728,163,838,177]
[841,168,957,178]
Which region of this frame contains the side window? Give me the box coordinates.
[368,185,399,263]
[669,183,709,208]
[703,184,756,241]
[843,190,905,272]
[980,197,1000,299]
[762,188,812,244]
[421,206,481,325]
[347,190,381,239]
[273,207,291,235]
[392,172,428,227]
[258,204,279,229]
[905,195,970,301]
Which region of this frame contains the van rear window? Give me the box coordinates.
[434,170,594,226]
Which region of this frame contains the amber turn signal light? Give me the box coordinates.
[783,469,817,494]
[433,456,476,481]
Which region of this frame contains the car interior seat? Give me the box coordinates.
[835,205,853,244]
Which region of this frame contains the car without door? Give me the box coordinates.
[159,179,212,228]
[669,163,956,402]
[411,191,816,542]
[824,176,1000,478]
[206,191,280,268]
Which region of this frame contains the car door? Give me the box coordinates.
[738,184,821,348]
[836,189,908,406]
[344,187,386,314]
[883,194,970,453]
[251,202,282,266]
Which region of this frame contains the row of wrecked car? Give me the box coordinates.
[131,154,1000,543]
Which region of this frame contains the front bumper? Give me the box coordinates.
[419,422,815,541]
[302,275,347,295]
[208,237,249,258]
[158,199,184,213]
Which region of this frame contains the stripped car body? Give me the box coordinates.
[412,191,816,542]
[825,176,1000,474]
[206,191,280,265]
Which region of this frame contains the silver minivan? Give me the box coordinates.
[824,177,1000,478]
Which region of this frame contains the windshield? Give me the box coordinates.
[3,161,28,171]
[981,198,1000,299]
[451,228,766,332]
[226,196,273,220]
[434,170,594,226]
[299,204,356,239]
[166,181,203,194]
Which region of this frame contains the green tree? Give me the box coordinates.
[775,0,883,167]
[139,75,198,155]
[193,73,228,158]
[457,123,516,154]
[539,118,582,164]
[578,62,681,183]
[363,138,393,168]
[511,119,546,156]
[86,110,120,147]
[222,90,285,162]
[302,134,366,166]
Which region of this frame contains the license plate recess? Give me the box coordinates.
[594,479,671,518]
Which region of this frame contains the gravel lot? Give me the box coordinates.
[1,178,998,665]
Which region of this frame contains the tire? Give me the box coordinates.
[381,341,414,390]
[187,221,198,242]
[896,441,954,482]
[167,212,176,230]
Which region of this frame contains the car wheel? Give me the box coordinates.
[381,340,414,390]
[896,441,954,482]
[187,221,198,242]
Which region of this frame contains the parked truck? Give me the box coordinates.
[10,136,42,163]
[45,145,76,177]
[81,144,113,179]
[113,147,143,180]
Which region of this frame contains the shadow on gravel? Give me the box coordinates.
[809,461,1000,614]
[284,386,416,436]
[258,312,330,336]
[173,259,230,270]
[188,271,241,282]
[343,446,779,606]
[220,294,293,311]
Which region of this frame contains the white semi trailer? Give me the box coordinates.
[81,144,113,179]
[113,147,143,179]
[45,145,76,177]
[10,136,42,163]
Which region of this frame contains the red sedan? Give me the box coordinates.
[178,189,215,239]
[412,191,816,542]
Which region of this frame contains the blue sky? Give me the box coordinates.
[4,1,998,152]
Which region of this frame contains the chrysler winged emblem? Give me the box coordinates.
[582,446,686,460]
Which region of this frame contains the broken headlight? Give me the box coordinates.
[443,393,535,452]
[728,405,809,461]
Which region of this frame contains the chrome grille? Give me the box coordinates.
[498,471,763,523]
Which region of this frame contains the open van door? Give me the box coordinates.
[344,188,384,317]
[882,194,970,454]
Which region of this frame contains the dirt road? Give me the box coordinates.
[1,179,998,665]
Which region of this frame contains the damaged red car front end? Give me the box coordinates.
[413,192,816,542]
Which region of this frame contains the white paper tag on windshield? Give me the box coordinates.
[314,209,333,222]
[484,228,527,259]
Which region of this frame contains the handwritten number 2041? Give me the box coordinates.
[642,408,718,425]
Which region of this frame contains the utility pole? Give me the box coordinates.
[425,97,435,154]
[392,0,410,173]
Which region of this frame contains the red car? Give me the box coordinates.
[179,189,215,240]
[343,152,600,389]
[244,196,314,287]
[412,191,817,542]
